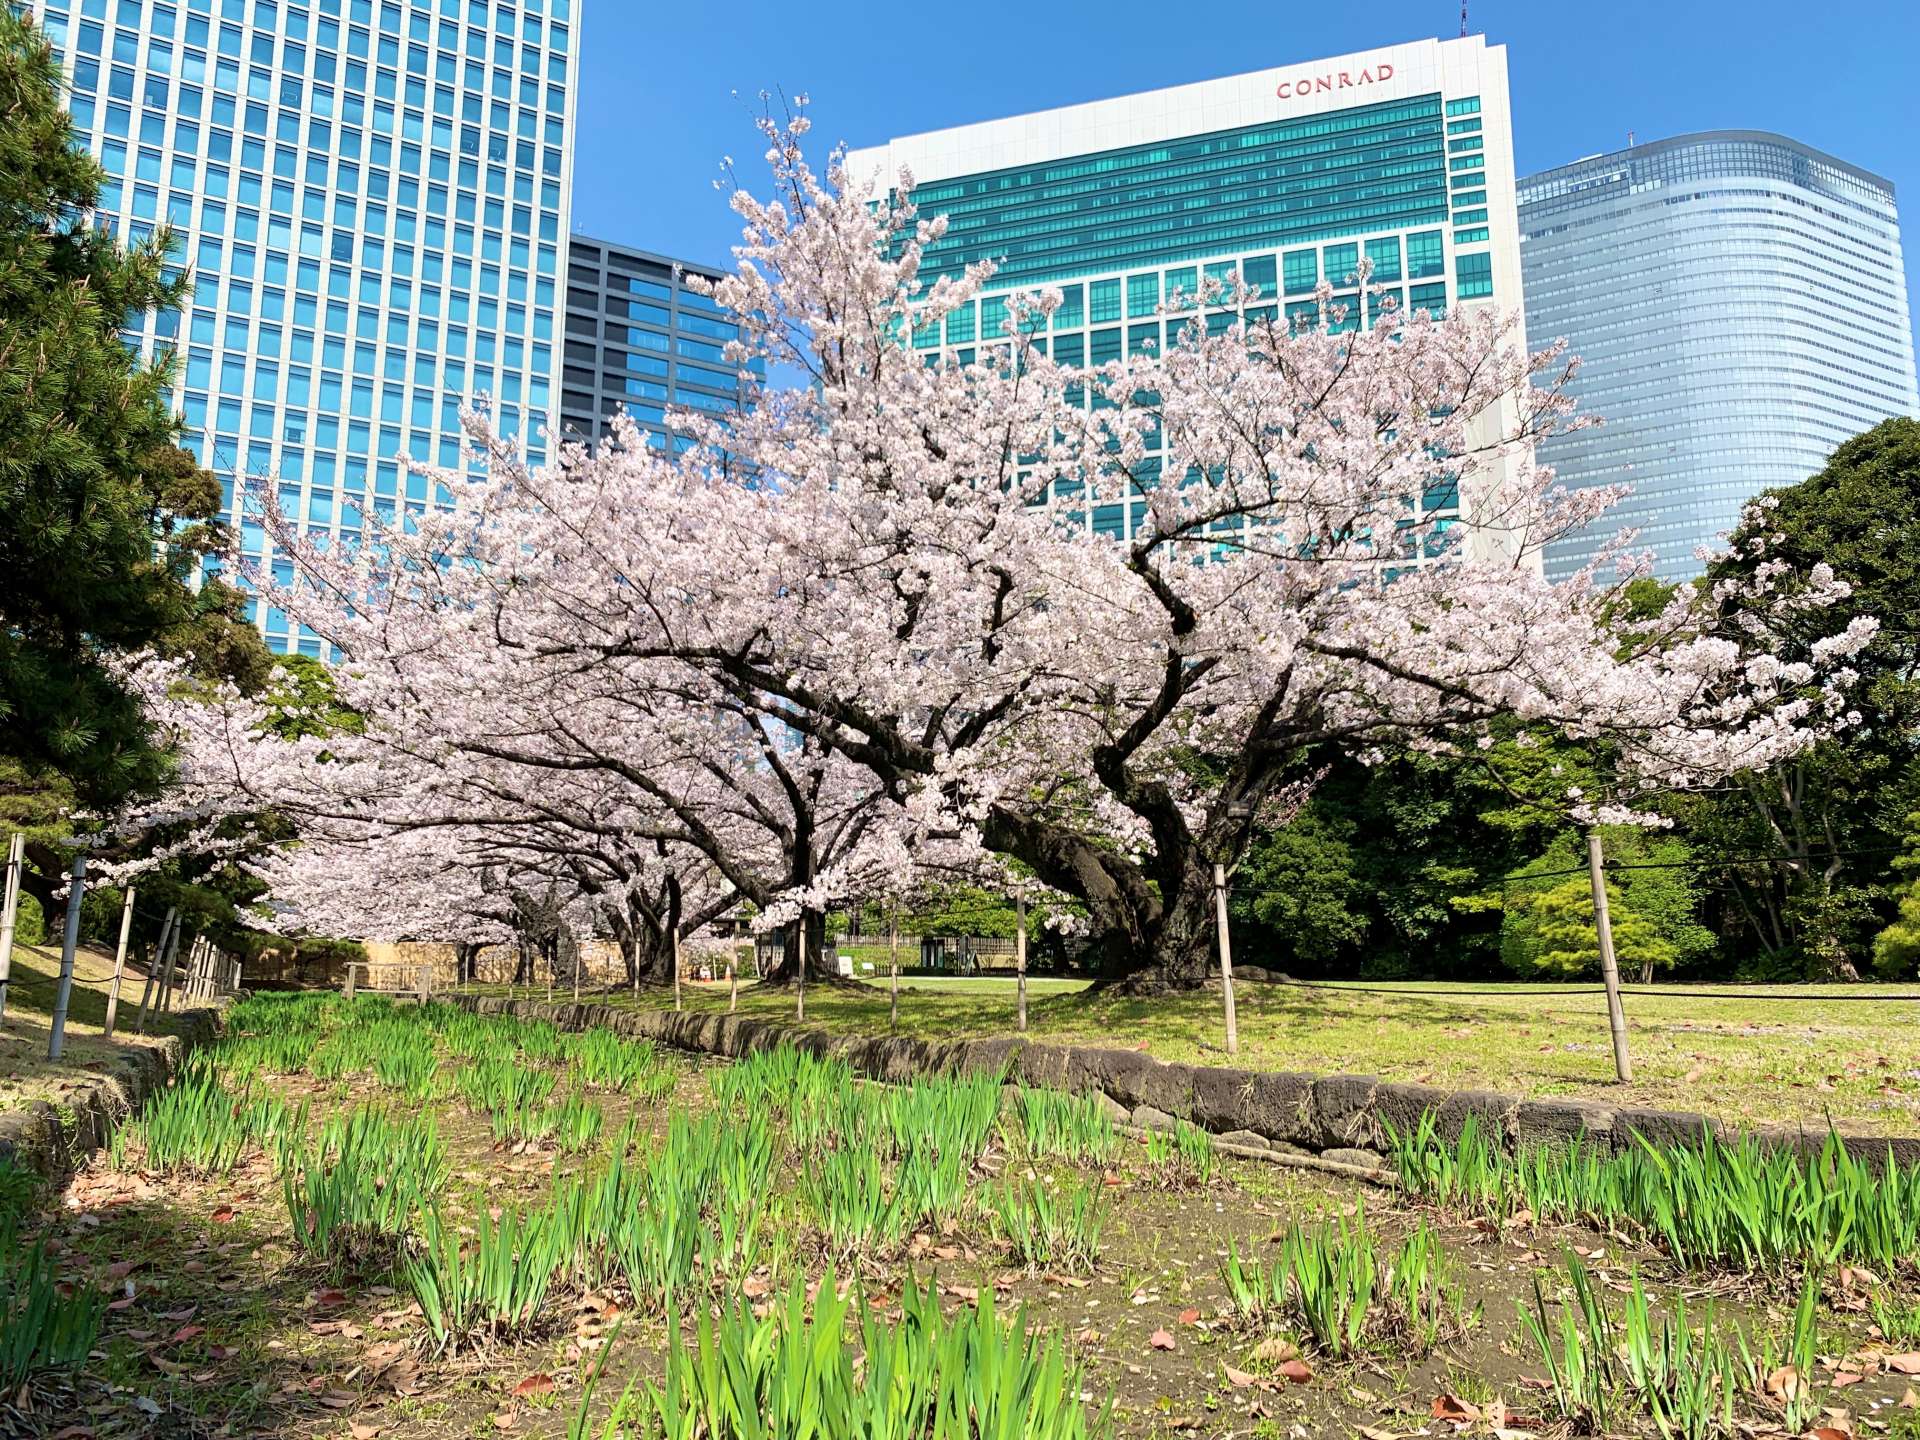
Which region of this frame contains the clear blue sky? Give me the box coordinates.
[569,0,1920,356]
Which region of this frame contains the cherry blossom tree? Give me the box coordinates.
[220,106,1873,991]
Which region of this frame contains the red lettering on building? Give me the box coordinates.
[1278,60,1394,100]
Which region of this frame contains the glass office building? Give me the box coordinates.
[560,236,763,451]
[844,36,1528,558]
[1519,132,1919,581]
[28,0,581,654]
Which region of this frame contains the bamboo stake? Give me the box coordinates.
[46,855,87,1060]
[1213,862,1238,1057]
[1586,830,1633,1083]
[136,906,177,1034]
[0,832,22,1023]
[1015,894,1028,1033]
[103,885,137,1037]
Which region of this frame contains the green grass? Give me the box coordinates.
[1220,1206,1470,1360]
[577,1269,1111,1440]
[1388,1111,1920,1273]
[491,974,1920,1133]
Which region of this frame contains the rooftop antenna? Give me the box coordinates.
[1460,0,1468,35]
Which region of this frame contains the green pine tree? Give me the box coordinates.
[0,9,267,812]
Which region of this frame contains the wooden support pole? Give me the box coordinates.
[1213,862,1239,1057]
[1015,894,1028,1033]
[134,908,169,1030]
[795,922,806,1024]
[343,958,357,999]
[0,831,22,1023]
[672,926,682,1012]
[1586,829,1634,1084]
[47,855,88,1060]
[103,885,137,1037]
[136,907,177,1034]
[155,921,184,1015]
[888,907,900,1033]
[728,953,737,1012]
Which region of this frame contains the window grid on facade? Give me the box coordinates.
[559,237,764,453]
[1519,131,1919,582]
[34,0,579,655]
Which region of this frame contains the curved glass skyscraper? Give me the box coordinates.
[1519,132,1918,581]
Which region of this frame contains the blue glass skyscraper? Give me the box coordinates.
[1519,132,1919,581]
[28,0,581,654]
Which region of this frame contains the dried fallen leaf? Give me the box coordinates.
[210,1206,237,1223]
[1885,1354,1920,1376]
[1148,1328,1176,1351]
[741,1276,770,1298]
[1432,1393,1483,1422]
[512,1374,555,1398]
[1277,1358,1313,1385]
[1178,1308,1201,1326]
[1223,1363,1258,1388]
[1252,1335,1299,1364]
[1900,1387,1919,1409]
[349,1425,382,1440]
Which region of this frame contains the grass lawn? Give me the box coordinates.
[23,991,1919,1438]
[520,972,1920,1136]
[0,939,186,1110]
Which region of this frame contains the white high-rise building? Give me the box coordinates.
[845,35,1528,558]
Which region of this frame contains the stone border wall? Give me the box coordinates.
[0,1008,224,1181]
[454,996,1920,1172]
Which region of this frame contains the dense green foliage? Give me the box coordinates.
[1874,811,1920,975]
[1218,418,1920,981]
[1501,831,1714,979]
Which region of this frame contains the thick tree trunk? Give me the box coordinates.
[454,942,482,985]
[759,912,838,985]
[982,806,1248,990]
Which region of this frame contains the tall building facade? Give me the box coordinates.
[844,36,1525,553]
[29,0,581,654]
[560,236,762,451]
[1519,132,1919,581]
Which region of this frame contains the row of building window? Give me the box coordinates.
[916,230,1476,348]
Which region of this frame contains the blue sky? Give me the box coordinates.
[569,0,1920,356]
